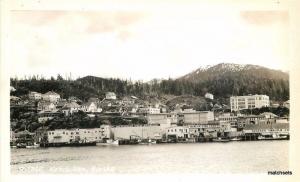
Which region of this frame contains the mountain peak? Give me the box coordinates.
[179,63,288,82]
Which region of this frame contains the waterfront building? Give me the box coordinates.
[28,91,42,100]
[178,111,214,125]
[106,92,117,100]
[230,94,269,111]
[243,123,289,135]
[47,125,111,144]
[42,91,60,103]
[217,113,238,128]
[166,126,190,139]
[139,107,161,114]
[111,125,165,140]
[187,123,220,138]
[205,92,214,100]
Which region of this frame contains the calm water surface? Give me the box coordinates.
[11,141,289,174]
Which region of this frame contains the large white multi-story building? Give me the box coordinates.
[230,95,270,112]
[178,111,214,125]
[47,125,111,144]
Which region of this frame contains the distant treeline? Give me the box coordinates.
[10,73,289,102]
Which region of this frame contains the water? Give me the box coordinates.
[11,141,289,174]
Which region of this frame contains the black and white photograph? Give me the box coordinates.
[1,0,300,182]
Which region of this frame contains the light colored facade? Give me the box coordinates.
[139,107,161,114]
[42,91,60,103]
[230,95,270,111]
[243,123,289,135]
[146,113,177,125]
[47,125,111,144]
[179,111,214,125]
[106,92,117,100]
[111,125,166,140]
[29,91,42,100]
[166,126,190,139]
[81,102,102,113]
[204,93,214,100]
[62,102,81,116]
[38,101,56,112]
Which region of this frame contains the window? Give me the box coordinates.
[52,132,54,134]
[63,132,65,134]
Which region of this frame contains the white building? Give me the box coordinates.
[178,111,214,125]
[28,91,42,100]
[42,91,60,103]
[139,107,161,114]
[166,126,190,139]
[111,125,165,140]
[106,92,116,100]
[146,113,177,126]
[61,102,81,116]
[81,102,102,113]
[230,94,270,112]
[47,125,111,144]
[204,93,214,100]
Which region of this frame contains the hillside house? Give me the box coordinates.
[61,102,81,116]
[42,91,60,103]
[28,91,42,100]
[105,92,116,100]
[37,100,56,112]
[204,93,214,100]
[81,102,102,113]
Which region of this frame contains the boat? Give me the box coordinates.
[97,139,119,146]
[212,137,230,142]
[230,137,242,141]
[258,134,288,140]
[26,143,40,148]
[16,143,27,148]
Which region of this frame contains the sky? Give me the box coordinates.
[9,1,290,81]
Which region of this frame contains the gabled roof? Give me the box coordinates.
[57,100,68,107]
[260,112,278,118]
[43,91,60,96]
[82,101,97,107]
[38,100,55,106]
[62,102,80,109]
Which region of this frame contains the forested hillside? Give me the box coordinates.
[10,63,289,102]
